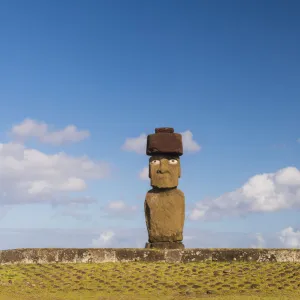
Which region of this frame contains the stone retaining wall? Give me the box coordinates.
[0,248,300,264]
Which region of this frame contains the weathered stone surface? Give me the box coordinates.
[146,132,183,156]
[149,155,181,188]
[145,242,184,249]
[181,249,212,263]
[1,248,300,264]
[115,249,165,262]
[211,249,264,262]
[155,127,174,133]
[145,188,185,242]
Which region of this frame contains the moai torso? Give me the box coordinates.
[144,127,185,249]
[145,188,185,242]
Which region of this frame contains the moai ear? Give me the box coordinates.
[148,157,153,179]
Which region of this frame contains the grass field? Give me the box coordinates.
[0,261,300,299]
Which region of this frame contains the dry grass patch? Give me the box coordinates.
[0,261,299,299]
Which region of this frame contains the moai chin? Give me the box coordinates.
[144,127,185,249]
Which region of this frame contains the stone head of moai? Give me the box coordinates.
[144,127,185,250]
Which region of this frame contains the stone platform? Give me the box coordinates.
[0,248,300,264]
[145,242,185,249]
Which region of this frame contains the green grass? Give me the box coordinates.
[0,261,300,299]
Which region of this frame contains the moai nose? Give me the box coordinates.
[159,159,169,173]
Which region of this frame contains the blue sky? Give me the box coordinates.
[1,0,300,249]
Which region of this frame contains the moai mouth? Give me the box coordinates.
[144,127,185,250]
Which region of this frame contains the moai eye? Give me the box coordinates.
[169,159,178,165]
[150,160,160,165]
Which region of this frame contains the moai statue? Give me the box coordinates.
[144,127,185,249]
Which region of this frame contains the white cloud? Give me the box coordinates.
[250,233,266,248]
[122,130,200,155]
[0,142,110,205]
[139,167,149,180]
[0,228,148,250]
[189,209,207,220]
[91,231,115,247]
[278,227,300,248]
[181,130,201,152]
[1,227,299,250]
[108,201,126,210]
[10,119,90,145]
[275,167,300,186]
[107,200,137,213]
[189,166,300,221]
[91,200,139,221]
[121,134,147,154]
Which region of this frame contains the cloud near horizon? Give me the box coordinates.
[0,142,110,205]
[189,166,300,221]
[95,200,138,220]
[278,227,300,248]
[0,120,110,207]
[10,119,90,145]
[250,233,266,248]
[0,225,299,250]
[122,130,201,155]
[91,231,116,247]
